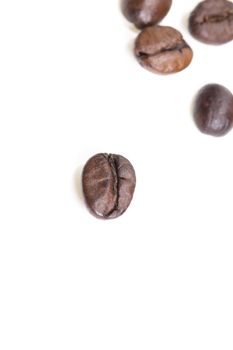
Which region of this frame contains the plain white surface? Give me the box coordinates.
[0,0,233,349]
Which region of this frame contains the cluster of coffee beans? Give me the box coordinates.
[121,0,233,136]
[123,0,193,74]
[81,0,233,220]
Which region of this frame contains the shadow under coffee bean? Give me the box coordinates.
[121,0,172,29]
[134,25,193,74]
[194,84,233,137]
[82,153,136,219]
[189,0,233,44]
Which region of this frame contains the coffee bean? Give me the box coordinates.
[189,0,233,44]
[194,84,233,136]
[134,26,193,74]
[82,153,136,219]
[121,0,172,29]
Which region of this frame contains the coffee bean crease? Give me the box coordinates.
[189,0,233,44]
[136,41,189,60]
[135,26,193,74]
[201,11,233,24]
[82,153,136,219]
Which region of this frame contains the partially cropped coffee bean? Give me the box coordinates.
[189,0,233,44]
[121,0,172,29]
[82,153,136,219]
[134,26,193,74]
[193,84,233,136]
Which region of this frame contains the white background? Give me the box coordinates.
[0,0,233,349]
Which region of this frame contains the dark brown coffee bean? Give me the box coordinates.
[194,84,233,136]
[121,0,172,29]
[134,26,193,74]
[82,153,136,219]
[189,0,233,44]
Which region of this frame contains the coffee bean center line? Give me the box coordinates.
[136,41,189,59]
[106,155,120,217]
[200,11,233,24]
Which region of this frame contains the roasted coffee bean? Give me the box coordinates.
[134,26,193,74]
[189,0,233,44]
[82,153,136,219]
[121,0,172,29]
[193,84,233,136]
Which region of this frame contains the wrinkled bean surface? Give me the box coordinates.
[189,0,233,44]
[134,26,193,74]
[82,153,136,219]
